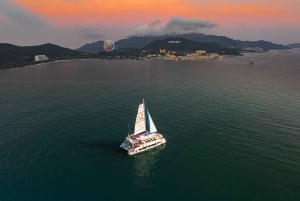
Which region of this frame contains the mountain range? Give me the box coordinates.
[78,33,288,53]
[0,33,294,70]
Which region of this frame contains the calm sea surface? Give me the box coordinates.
[0,50,300,201]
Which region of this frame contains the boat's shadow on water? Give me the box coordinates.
[79,139,125,155]
[78,140,166,157]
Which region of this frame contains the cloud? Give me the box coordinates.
[0,0,102,48]
[0,0,45,26]
[165,17,218,32]
[132,17,218,36]
[0,14,8,23]
[75,26,104,40]
[0,0,57,45]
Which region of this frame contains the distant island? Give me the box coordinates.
[0,33,291,70]
[288,43,300,48]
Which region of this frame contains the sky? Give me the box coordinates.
[0,0,299,49]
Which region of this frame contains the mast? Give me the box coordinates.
[143,98,146,133]
[128,123,131,136]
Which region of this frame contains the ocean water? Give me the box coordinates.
[0,50,300,201]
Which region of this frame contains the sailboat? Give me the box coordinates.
[120,99,166,155]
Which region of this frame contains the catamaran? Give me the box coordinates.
[120,99,166,156]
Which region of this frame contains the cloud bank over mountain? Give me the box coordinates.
[132,17,218,36]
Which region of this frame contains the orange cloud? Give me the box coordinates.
[13,0,300,26]
[13,0,181,24]
[0,14,7,22]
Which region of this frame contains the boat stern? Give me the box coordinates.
[120,141,129,150]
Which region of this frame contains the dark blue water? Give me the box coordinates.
[0,50,300,201]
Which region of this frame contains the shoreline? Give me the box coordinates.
[4,51,291,71]
[0,58,102,71]
[0,57,226,71]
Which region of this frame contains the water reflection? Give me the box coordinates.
[133,144,166,187]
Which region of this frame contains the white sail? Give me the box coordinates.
[147,109,157,133]
[134,102,146,134]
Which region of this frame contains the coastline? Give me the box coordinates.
[6,49,299,71]
[0,58,100,71]
[0,55,236,71]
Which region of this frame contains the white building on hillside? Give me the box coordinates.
[35,55,49,62]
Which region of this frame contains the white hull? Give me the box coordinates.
[120,133,166,156]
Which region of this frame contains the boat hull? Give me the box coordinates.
[120,133,166,156]
[128,138,166,156]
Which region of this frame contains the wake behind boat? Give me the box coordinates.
[120,99,166,156]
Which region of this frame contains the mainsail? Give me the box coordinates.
[134,102,146,134]
[133,99,157,135]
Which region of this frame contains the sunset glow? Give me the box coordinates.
[14,0,300,25]
[0,0,299,48]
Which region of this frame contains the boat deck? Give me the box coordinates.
[129,133,164,149]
